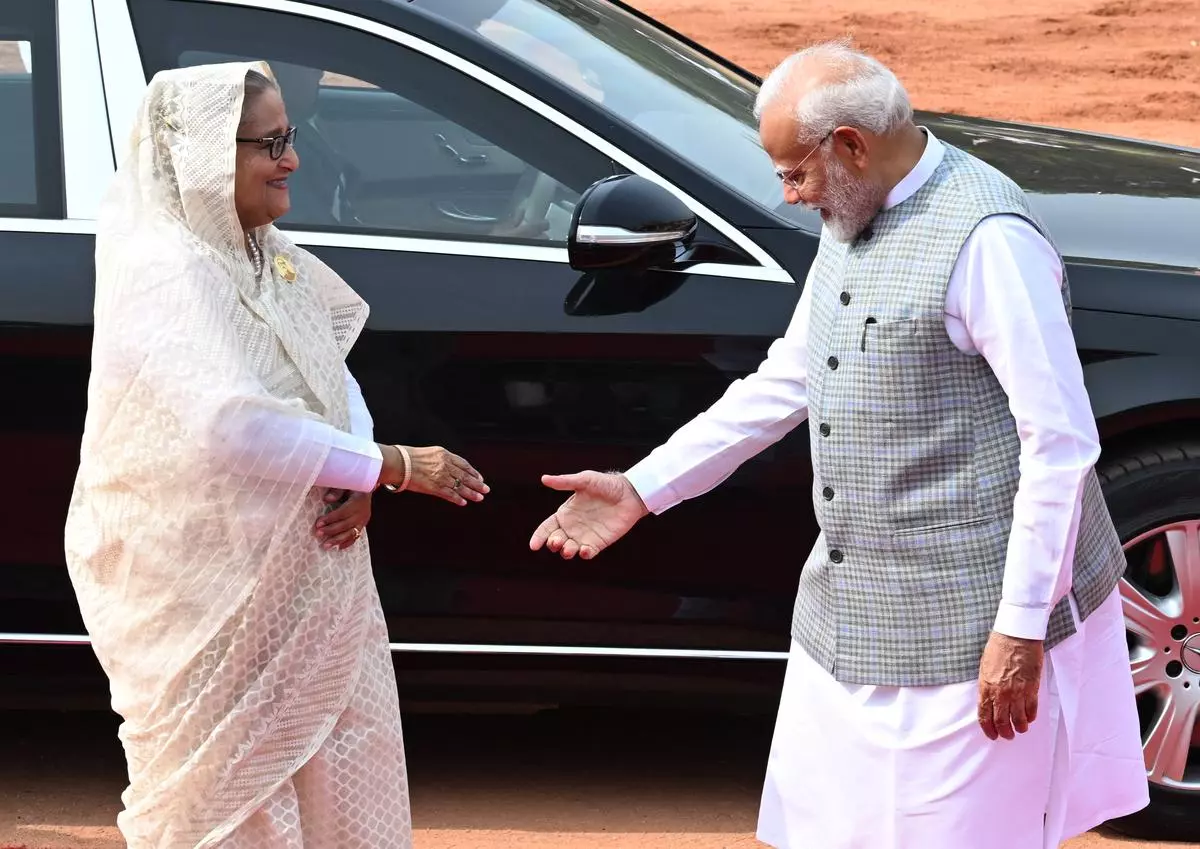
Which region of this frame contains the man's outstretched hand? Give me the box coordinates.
[529,471,649,560]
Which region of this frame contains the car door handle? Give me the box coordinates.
[434,133,488,166]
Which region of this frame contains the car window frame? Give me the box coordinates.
[130,0,630,250]
[0,1,65,219]
[119,0,788,281]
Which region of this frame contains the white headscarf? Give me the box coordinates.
[65,62,377,846]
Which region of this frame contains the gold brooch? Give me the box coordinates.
[273,255,297,283]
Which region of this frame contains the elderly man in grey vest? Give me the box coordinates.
[529,42,1149,849]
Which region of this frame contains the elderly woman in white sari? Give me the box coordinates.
[63,62,487,848]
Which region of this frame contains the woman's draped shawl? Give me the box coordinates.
[64,62,375,847]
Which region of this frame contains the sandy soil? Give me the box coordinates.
[629,0,1200,149]
[0,709,1192,849]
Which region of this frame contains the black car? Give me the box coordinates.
[2,0,1198,838]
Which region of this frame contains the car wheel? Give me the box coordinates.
[1099,441,1200,841]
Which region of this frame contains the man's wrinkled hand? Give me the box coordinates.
[977,631,1044,741]
[529,471,649,560]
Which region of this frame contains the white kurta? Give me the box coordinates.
[756,592,1144,849]
[239,364,383,494]
[624,131,1148,847]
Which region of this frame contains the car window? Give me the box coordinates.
[131,1,617,246]
[416,0,823,233]
[0,3,64,218]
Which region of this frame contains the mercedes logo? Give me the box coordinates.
[1183,634,1200,675]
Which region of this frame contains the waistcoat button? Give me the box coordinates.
[827,356,839,370]
[839,291,851,306]
[822,486,834,500]
[829,549,844,563]
[819,423,831,437]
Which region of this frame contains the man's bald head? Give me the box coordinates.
[755,41,913,147]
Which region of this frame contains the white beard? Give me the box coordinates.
[818,155,887,243]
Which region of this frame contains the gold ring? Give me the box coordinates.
[352,527,361,540]
[452,478,462,489]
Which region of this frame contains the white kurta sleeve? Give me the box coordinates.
[222,413,382,493]
[623,276,813,514]
[314,426,382,492]
[950,215,1101,641]
[345,364,375,439]
[210,366,382,493]
[314,364,382,491]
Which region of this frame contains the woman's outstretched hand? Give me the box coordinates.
[380,444,489,506]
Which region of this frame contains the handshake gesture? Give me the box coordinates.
[527,468,1045,747]
[315,460,647,558]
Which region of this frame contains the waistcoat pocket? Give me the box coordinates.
[843,310,979,528]
[891,514,997,538]
[854,313,967,425]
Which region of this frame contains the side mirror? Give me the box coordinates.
[567,174,698,271]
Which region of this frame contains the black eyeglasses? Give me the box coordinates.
[235,125,297,160]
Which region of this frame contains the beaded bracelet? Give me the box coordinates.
[382,444,412,493]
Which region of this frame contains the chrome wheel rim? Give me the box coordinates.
[1123,518,1200,791]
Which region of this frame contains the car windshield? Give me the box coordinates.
[410,0,817,230]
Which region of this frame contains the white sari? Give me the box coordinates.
[64,62,411,848]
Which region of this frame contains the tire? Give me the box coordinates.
[1098,441,1200,842]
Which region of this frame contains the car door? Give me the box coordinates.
[125,0,812,665]
[0,2,78,631]
[0,0,117,703]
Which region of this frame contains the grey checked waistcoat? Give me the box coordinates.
[793,143,1125,687]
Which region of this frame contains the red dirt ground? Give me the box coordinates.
[630,0,1200,149]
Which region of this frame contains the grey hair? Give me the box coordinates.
[753,41,913,144]
[240,68,279,126]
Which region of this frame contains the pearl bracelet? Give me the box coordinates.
[382,444,412,493]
